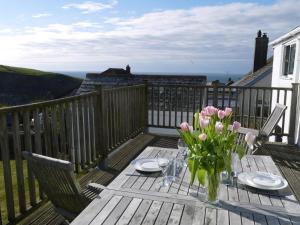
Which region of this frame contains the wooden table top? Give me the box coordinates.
[71,147,300,225]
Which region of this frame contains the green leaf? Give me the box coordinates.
[194,111,199,131]
[197,169,206,186]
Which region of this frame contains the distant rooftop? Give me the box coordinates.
[231,57,273,87]
[77,66,207,94]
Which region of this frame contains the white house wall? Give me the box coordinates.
[271,34,300,144]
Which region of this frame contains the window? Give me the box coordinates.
[283,44,296,75]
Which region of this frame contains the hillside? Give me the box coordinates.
[0,65,82,106]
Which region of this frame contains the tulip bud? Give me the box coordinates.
[232,121,241,131]
[224,107,232,116]
[199,133,207,141]
[199,117,210,128]
[215,121,223,133]
[205,106,217,116]
[245,132,256,146]
[180,122,190,132]
[218,110,226,120]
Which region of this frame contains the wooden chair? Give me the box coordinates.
[231,103,287,154]
[22,151,105,222]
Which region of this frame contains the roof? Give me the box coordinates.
[231,57,273,87]
[270,26,300,46]
[76,73,207,94]
[99,68,131,77]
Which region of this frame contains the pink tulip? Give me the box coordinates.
[180,122,190,132]
[213,107,219,114]
[232,121,241,131]
[215,121,223,133]
[245,132,256,146]
[225,107,232,116]
[218,110,226,119]
[199,117,210,128]
[199,133,207,141]
[200,110,207,118]
[205,106,217,116]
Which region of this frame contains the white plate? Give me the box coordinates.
[133,158,169,172]
[250,172,282,187]
[238,171,288,190]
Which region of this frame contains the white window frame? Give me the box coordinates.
[282,42,296,77]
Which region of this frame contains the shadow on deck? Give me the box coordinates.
[18,135,300,225]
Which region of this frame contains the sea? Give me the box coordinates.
[55,71,243,83]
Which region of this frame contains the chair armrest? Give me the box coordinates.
[87,183,107,191]
[228,125,259,136]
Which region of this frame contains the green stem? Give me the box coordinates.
[208,167,220,202]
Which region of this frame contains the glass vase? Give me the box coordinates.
[231,152,239,178]
[207,170,220,204]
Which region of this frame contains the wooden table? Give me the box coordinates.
[71,147,300,225]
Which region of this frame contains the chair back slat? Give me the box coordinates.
[260,103,287,137]
[22,152,89,215]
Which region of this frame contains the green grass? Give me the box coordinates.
[0,65,58,77]
[0,160,39,224]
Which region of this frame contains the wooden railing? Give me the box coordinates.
[147,84,293,138]
[0,84,147,224]
[100,84,147,153]
[0,82,296,224]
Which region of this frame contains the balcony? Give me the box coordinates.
[0,83,298,225]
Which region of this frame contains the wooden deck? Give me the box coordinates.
[18,136,300,225]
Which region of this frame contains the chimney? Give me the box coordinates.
[126,65,131,74]
[253,30,269,72]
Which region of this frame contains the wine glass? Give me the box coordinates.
[177,139,187,167]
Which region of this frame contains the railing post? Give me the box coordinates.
[212,81,219,107]
[288,83,300,144]
[144,81,149,132]
[95,85,109,168]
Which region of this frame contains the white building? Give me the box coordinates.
[270,26,300,145]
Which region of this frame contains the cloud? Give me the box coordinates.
[0,28,13,34]
[62,0,117,14]
[32,13,52,18]
[1,0,300,73]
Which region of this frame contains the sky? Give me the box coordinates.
[0,0,299,74]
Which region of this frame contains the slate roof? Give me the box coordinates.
[231,57,273,87]
[76,69,207,95]
[96,68,131,77]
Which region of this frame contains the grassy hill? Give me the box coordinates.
[0,65,82,106]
